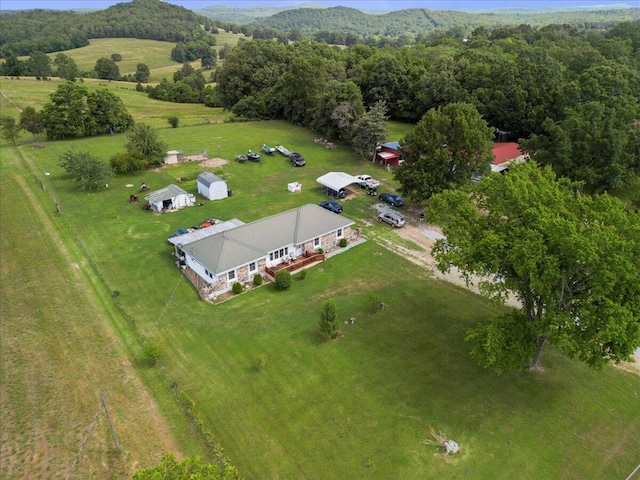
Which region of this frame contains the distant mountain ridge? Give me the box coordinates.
[243,5,640,36]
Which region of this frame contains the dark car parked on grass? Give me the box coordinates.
[289,152,306,167]
[379,193,404,207]
[319,200,343,214]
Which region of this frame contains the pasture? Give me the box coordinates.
[1,78,639,479]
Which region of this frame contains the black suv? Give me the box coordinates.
[289,152,306,167]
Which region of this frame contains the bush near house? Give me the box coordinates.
[274,270,291,290]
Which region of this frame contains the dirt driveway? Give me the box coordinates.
[369,202,520,308]
[369,203,640,373]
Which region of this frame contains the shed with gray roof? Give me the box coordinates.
[197,172,228,200]
[145,184,194,213]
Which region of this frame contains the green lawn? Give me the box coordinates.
[1,81,639,479]
[7,133,640,478]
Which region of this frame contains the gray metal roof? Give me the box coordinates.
[168,219,245,246]
[145,184,189,203]
[184,204,354,274]
[198,172,225,187]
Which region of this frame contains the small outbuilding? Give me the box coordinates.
[197,172,228,200]
[145,184,194,213]
[376,141,403,167]
[164,150,184,165]
[491,142,529,173]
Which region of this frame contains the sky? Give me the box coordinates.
[0,0,637,11]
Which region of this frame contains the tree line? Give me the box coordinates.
[210,22,639,193]
[0,0,216,57]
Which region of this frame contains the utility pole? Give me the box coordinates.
[100,394,120,453]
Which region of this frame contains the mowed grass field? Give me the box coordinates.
[0,148,208,479]
[36,34,244,84]
[1,76,640,479]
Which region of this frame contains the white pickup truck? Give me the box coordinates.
[354,174,381,190]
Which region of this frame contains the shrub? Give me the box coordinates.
[168,116,179,128]
[141,338,161,366]
[275,269,291,290]
[232,282,243,294]
[111,53,123,62]
[319,299,339,339]
[317,248,324,254]
[366,293,382,314]
[253,274,263,286]
[298,269,307,280]
[339,238,348,247]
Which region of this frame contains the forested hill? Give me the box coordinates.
[0,0,214,57]
[253,6,640,36]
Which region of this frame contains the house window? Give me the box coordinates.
[337,228,343,238]
[228,270,236,281]
[249,262,257,272]
[314,237,320,247]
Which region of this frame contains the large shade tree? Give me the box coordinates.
[394,102,494,203]
[427,161,640,372]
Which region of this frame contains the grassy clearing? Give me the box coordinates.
[5,124,640,478]
[0,147,208,479]
[1,79,639,479]
[0,77,229,131]
[32,33,243,84]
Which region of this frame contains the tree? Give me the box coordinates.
[110,53,122,62]
[125,123,167,166]
[167,116,179,128]
[2,53,25,77]
[522,100,639,192]
[427,162,640,372]
[94,57,120,80]
[19,107,44,140]
[394,102,494,203]
[218,43,232,60]
[26,51,52,80]
[0,116,22,145]
[201,47,217,70]
[110,149,148,174]
[85,88,134,136]
[58,150,113,191]
[133,63,150,83]
[41,81,88,139]
[319,299,339,339]
[274,269,291,290]
[53,53,80,81]
[350,100,388,158]
[133,454,238,480]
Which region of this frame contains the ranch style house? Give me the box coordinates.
[172,204,356,300]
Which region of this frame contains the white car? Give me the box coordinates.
[355,174,380,190]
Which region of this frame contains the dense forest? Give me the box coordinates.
[253,5,640,36]
[211,22,640,192]
[0,0,216,57]
[2,0,640,57]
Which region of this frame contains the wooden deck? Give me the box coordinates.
[265,252,325,279]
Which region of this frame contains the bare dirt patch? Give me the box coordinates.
[200,157,229,168]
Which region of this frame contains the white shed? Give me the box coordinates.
[145,184,194,213]
[164,150,184,165]
[197,172,228,200]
